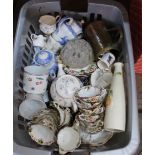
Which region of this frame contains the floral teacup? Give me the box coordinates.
[74,86,107,103]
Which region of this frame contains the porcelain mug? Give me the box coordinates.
[39,15,58,35]
[23,66,49,94]
[98,52,115,68]
[31,34,46,48]
[52,16,82,45]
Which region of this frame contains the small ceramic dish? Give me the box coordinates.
[19,99,47,120]
[91,68,113,88]
[80,129,113,146]
[74,86,107,103]
[55,75,82,99]
[28,124,56,145]
[57,126,81,154]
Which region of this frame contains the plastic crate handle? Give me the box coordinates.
[60,0,88,12]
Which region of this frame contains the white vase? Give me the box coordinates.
[104,62,126,132]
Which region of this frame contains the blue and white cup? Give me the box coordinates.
[98,52,115,70]
[52,16,82,45]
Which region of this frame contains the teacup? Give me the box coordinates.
[28,108,60,145]
[23,66,49,94]
[39,15,58,35]
[97,52,115,71]
[78,114,100,123]
[80,105,105,115]
[31,34,46,48]
[52,16,82,45]
[19,99,47,120]
[74,86,107,103]
[57,121,81,154]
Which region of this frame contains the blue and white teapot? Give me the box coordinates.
[52,16,82,45]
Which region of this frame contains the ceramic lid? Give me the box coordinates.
[35,50,53,65]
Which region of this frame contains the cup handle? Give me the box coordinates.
[59,148,67,155]
[31,34,37,41]
[72,101,78,113]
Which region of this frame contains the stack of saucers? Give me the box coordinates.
[74,86,107,134]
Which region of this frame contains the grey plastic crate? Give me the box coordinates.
[13,0,140,155]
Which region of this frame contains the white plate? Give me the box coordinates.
[56,75,82,98]
[19,99,47,120]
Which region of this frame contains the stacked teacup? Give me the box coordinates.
[27,109,60,145]
[74,86,107,134]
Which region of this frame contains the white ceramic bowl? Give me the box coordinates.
[19,99,46,120]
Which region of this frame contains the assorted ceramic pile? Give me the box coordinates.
[18,14,126,154]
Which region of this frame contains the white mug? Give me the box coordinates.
[52,16,82,45]
[23,66,49,94]
[98,52,115,69]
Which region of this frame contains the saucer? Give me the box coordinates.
[61,39,94,69]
